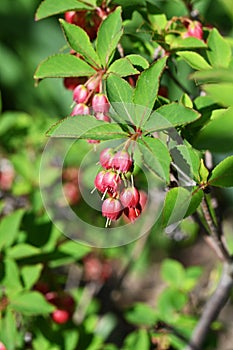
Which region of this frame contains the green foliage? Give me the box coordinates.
[10,292,55,315]
[96,7,123,67]
[1,0,233,349]
[133,57,167,114]
[138,136,171,182]
[60,19,101,68]
[46,115,128,139]
[34,54,96,81]
[209,156,233,187]
[35,0,94,21]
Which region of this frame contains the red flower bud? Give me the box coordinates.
[63,77,86,90]
[111,150,133,173]
[92,93,110,113]
[64,11,86,28]
[102,197,122,221]
[52,309,70,324]
[99,148,114,169]
[0,159,15,191]
[71,103,90,116]
[63,182,80,205]
[94,170,107,193]
[120,186,140,208]
[102,170,121,195]
[124,204,142,223]
[73,84,88,103]
[183,21,203,40]
[95,112,111,122]
[64,11,77,23]
[0,342,6,350]
[86,76,100,92]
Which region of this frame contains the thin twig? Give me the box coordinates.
[184,263,233,350]
[201,195,231,263]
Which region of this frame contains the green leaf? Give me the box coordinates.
[34,54,96,82]
[199,159,209,182]
[21,264,43,290]
[0,309,18,350]
[58,241,91,259]
[191,68,233,84]
[144,103,200,131]
[0,111,31,136]
[180,93,193,108]
[123,329,150,350]
[157,288,188,320]
[59,19,101,68]
[221,0,233,20]
[209,156,233,188]
[133,57,167,123]
[149,13,167,32]
[46,115,128,139]
[3,258,23,296]
[106,74,134,123]
[35,0,94,21]
[107,58,139,77]
[10,291,55,315]
[183,266,202,291]
[161,259,185,288]
[126,54,149,70]
[191,108,233,153]
[138,136,171,183]
[64,329,79,350]
[162,187,203,228]
[166,35,207,50]
[96,7,123,67]
[106,74,133,104]
[170,144,200,181]
[6,244,41,259]
[207,28,232,68]
[203,83,233,107]
[177,51,211,70]
[0,209,24,250]
[125,303,157,326]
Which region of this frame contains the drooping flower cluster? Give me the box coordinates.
[93,147,147,226]
[62,9,111,142]
[71,83,110,123]
[71,81,111,143]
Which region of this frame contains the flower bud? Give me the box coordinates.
[102,170,121,195]
[124,204,142,223]
[0,342,7,350]
[111,150,133,173]
[94,170,107,193]
[102,197,122,221]
[183,21,203,40]
[99,148,114,169]
[120,186,140,208]
[71,103,90,116]
[92,93,110,113]
[86,76,100,92]
[52,309,70,324]
[95,112,111,122]
[73,84,88,103]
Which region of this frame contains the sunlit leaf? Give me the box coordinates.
[34,54,96,82]
[35,0,94,21]
[59,19,101,68]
